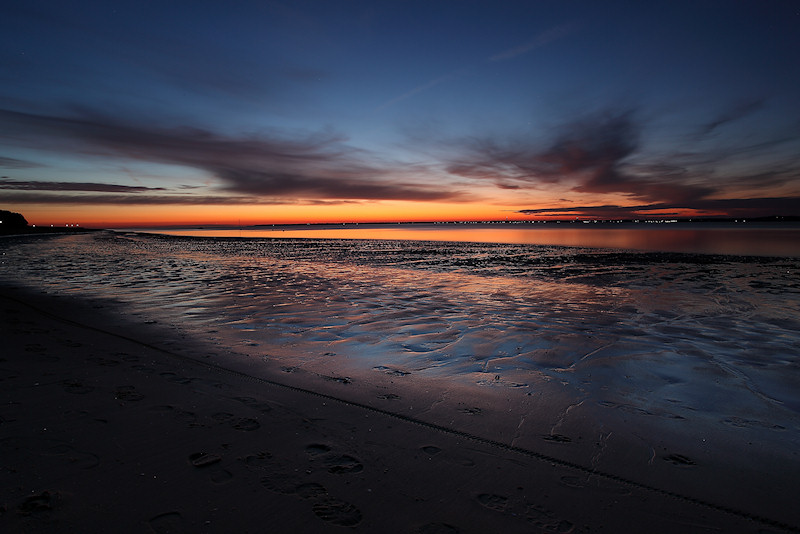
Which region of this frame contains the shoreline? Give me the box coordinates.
[122,223,800,258]
[2,283,798,533]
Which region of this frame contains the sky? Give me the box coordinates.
[1,1,799,227]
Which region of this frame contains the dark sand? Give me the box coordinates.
[1,284,795,533]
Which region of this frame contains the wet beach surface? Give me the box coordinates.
[1,231,799,531]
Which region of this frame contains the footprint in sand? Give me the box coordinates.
[259,472,304,495]
[295,482,328,500]
[306,443,332,456]
[230,417,260,431]
[114,385,144,401]
[240,451,273,468]
[525,503,575,533]
[262,478,330,500]
[321,374,352,384]
[243,448,362,527]
[188,452,232,484]
[312,497,363,527]
[372,365,411,377]
[210,468,233,483]
[418,523,461,534]
[212,412,234,422]
[17,491,60,516]
[242,452,305,496]
[148,511,186,534]
[477,492,576,532]
[241,452,304,495]
[324,454,363,474]
[305,443,364,474]
[476,493,508,512]
[188,452,222,468]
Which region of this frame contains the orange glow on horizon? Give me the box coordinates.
[14,201,531,228]
[8,199,725,228]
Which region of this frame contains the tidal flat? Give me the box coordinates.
[1,230,798,532]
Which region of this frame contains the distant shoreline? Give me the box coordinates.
[4,215,798,234]
[115,215,800,232]
[0,226,99,237]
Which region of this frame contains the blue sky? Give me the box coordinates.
[1,1,799,224]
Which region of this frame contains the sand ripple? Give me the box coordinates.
[2,231,799,437]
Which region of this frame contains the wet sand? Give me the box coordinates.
[1,283,797,533]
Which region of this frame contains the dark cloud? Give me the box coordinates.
[446,109,717,204]
[0,108,463,203]
[0,156,41,169]
[0,179,164,193]
[214,168,453,201]
[0,191,355,206]
[439,105,800,218]
[540,110,640,193]
[519,197,800,219]
[518,204,645,219]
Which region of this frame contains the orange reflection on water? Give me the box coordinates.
[145,224,800,257]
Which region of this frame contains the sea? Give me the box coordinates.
[2,222,800,517]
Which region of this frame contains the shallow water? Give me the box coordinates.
[2,231,800,476]
[146,221,800,257]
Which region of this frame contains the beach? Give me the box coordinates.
[2,231,799,533]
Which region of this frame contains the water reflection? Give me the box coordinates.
[143,223,800,257]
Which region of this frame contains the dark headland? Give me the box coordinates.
[0,209,96,236]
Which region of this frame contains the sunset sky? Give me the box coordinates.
[1,1,799,227]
